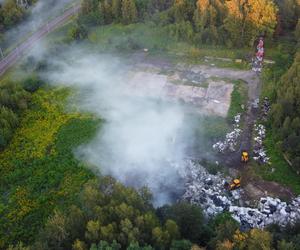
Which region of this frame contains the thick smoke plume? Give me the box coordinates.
[41,47,202,206]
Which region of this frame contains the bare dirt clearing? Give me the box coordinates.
[127,62,259,117]
[127,55,295,202]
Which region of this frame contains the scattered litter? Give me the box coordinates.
[261,97,270,121]
[252,37,264,73]
[253,124,270,164]
[213,114,242,153]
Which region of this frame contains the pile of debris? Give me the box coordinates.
[182,161,300,228]
[253,124,270,164]
[182,161,241,216]
[230,196,300,228]
[252,37,264,73]
[261,97,271,121]
[213,114,242,153]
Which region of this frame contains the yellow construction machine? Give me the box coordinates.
[241,150,249,163]
[224,178,241,191]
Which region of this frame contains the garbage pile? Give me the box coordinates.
[253,124,270,164]
[252,37,264,73]
[230,196,300,228]
[182,161,242,216]
[181,161,300,228]
[261,97,271,121]
[251,98,260,110]
[213,114,242,153]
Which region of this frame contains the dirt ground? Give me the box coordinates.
[126,65,233,117]
[129,53,295,202]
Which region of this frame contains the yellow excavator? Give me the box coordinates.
[224,178,241,191]
[241,150,249,163]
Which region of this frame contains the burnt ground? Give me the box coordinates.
[130,52,295,202]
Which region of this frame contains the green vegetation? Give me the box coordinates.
[0,87,99,248]
[0,80,30,150]
[227,80,248,121]
[0,0,36,31]
[256,22,300,186]
[269,53,300,171]
[255,132,300,194]
[1,0,300,249]
[79,0,279,47]
[31,178,192,250]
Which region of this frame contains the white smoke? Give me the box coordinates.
[1,0,79,52]
[42,49,199,206]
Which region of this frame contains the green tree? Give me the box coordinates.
[68,24,88,41]
[112,0,122,21]
[152,227,170,249]
[170,240,192,250]
[277,240,296,250]
[277,0,297,30]
[164,220,180,240]
[72,239,87,250]
[121,0,138,24]
[271,52,300,170]
[39,210,69,250]
[1,0,25,28]
[7,242,30,250]
[157,202,211,245]
[126,242,153,250]
[85,220,101,243]
[296,19,300,41]
[172,0,194,22]
[100,0,113,24]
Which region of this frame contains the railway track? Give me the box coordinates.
[0,4,81,76]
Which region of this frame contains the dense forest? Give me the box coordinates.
[77,0,298,46]
[1,0,300,249]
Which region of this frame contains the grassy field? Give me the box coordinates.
[255,132,300,195]
[227,80,248,121]
[86,23,250,69]
[0,87,99,247]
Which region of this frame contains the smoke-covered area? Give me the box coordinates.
[41,48,205,206]
[1,0,79,52]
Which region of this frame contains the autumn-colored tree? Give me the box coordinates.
[232,229,272,250]
[224,0,277,47]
